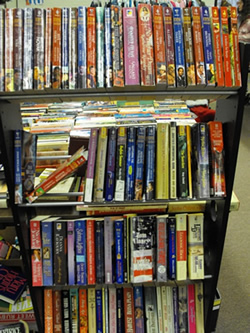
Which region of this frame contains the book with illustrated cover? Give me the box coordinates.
[156,215,167,282]
[220,7,232,87]
[170,122,177,199]
[229,7,241,87]
[156,123,169,199]
[115,127,127,202]
[187,284,196,333]
[69,8,78,90]
[178,285,188,333]
[44,8,52,88]
[75,219,87,285]
[33,8,44,90]
[5,9,14,92]
[53,290,62,333]
[104,7,112,88]
[53,221,67,285]
[62,290,70,332]
[86,219,96,285]
[183,8,196,86]
[177,125,188,198]
[115,219,124,284]
[96,7,105,88]
[44,289,53,332]
[105,127,117,202]
[126,127,136,201]
[13,8,23,91]
[61,8,69,90]
[176,213,187,281]
[52,8,62,89]
[144,286,159,333]
[78,6,87,89]
[87,7,96,88]
[85,128,98,202]
[145,126,156,201]
[0,9,4,91]
[67,221,75,285]
[164,7,175,88]
[134,286,145,333]
[0,321,29,333]
[168,216,176,280]
[79,289,88,333]
[70,288,79,333]
[134,127,146,201]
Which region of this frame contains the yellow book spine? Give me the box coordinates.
[88,288,96,333]
[156,123,169,199]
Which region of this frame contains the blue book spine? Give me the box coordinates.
[134,127,146,201]
[95,219,105,284]
[134,286,145,333]
[125,127,136,201]
[172,286,179,333]
[96,289,103,333]
[62,8,69,89]
[75,220,87,285]
[115,219,124,284]
[104,7,112,88]
[67,221,75,285]
[173,7,186,87]
[14,129,22,204]
[78,6,87,89]
[41,221,53,286]
[105,127,117,202]
[145,126,156,201]
[168,217,176,280]
[123,217,128,283]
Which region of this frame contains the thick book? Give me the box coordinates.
[115,219,124,284]
[96,289,103,333]
[70,288,79,333]
[134,127,146,201]
[124,287,135,333]
[115,127,127,202]
[13,8,23,91]
[187,284,196,333]
[85,128,98,202]
[44,289,53,332]
[138,4,155,86]
[125,127,136,201]
[69,8,78,89]
[33,8,45,90]
[178,285,188,333]
[220,7,232,87]
[95,219,105,284]
[78,6,87,89]
[67,220,75,285]
[168,216,176,280]
[104,7,112,88]
[79,289,88,333]
[62,290,70,332]
[52,8,62,89]
[44,8,52,88]
[105,127,117,202]
[229,7,241,87]
[134,286,145,333]
[87,7,96,88]
[5,9,14,92]
[163,7,175,87]
[170,122,177,199]
[61,8,69,90]
[144,286,159,333]
[183,8,196,86]
[177,125,188,198]
[145,126,156,201]
[96,7,105,88]
[156,215,168,282]
[75,219,87,285]
[53,290,62,332]
[156,123,169,199]
[86,219,96,285]
[176,213,187,281]
[53,221,67,285]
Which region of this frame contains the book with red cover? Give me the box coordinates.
[87,7,96,88]
[87,219,96,285]
[220,7,232,87]
[229,7,241,87]
[188,284,197,333]
[124,287,136,333]
[52,8,62,89]
[53,290,62,332]
[44,289,53,333]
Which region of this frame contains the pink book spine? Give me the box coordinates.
[109,287,117,332]
[86,219,96,285]
[188,284,197,333]
[30,220,43,286]
[123,7,140,86]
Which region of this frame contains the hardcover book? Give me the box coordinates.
[156,215,167,282]
[87,7,96,88]
[78,6,87,89]
[52,8,62,89]
[145,126,156,201]
[144,286,159,333]
[156,123,169,199]
[104,7,112,88]
[61,8,69,90]
[85,128,98,202]
[105,127,117,202]
[75,219,87,285]
[53,221,67,285]
[96,7,105,88]
[134,127,146,201]
[5,9,14,92]
[220,7,232,87]
[33,8,44,90]
[176,213,187,281]
[44,8,52,88]
[126,127,136,201]
[163,7,175,87]
[115,127,127,201]
[13,8,23,91]
[134,286,145,333]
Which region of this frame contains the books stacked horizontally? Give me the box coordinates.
[44,283,204,333]
[1,5,241,92]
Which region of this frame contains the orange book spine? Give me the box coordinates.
[87,7,96,88]
[230,7,241,87]
[44,289,53,333]
[5,8,14,92]
[211,7,224,87]
[79,289,88,333]
[52,8,62,89]
[220,7,232,87]
[87,219,96,285]
[45,8,52,88]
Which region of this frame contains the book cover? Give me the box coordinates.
[176,213,187,281]
[33,8,44,90]
[156,215,167,282]
[195,283,204,333]
[115,127,127,202]
[124,287,135,333]
[95,218,105,284]
[44,8,52,88]
[79,289,88,333]
[78,6,87,89]
[126,127,136,201]
[5,9,14,92]
[156,286,163,333]
[187,284,196,333]
[70,288,79,333]
[123,7,140,86]
[115,219,124,284]
[67,220,75,285]
[168,216,176,280]
[14,129,22,204]
[138,4,155,86]
[156,123,169,199]
[210,7,224,87]
[105,127,117,202]
[134,127,146,201]
[75,219,87,285]
[69,8,78,89]
[153,5,166,85]
[109,287,116,333]
[117,287,124,333]
[177,125,188,198]
[104,7,112,88]
[53,221,67,285]
[178,285,188,333]
[94,127,108,202]
[188,213,204,280]
[96,7,105,88]
[0,322,29,333]
[85,128,98,202]
[191,7,206,86]
[170,122,177,199]
[145,126,156,201]
[86,219,96,285]
[220,7,232,87]
[53,290,62,332]
[134,286,145,333]
[229,7,241,87]
[44,289,53,332]
[62,290,70,332]
[111,5,124,87]
[163,7,175,88]
[186,125,193,199]
[61,7,69,90]
[52,8,62,89]
[182,8,196,86]
[96,289,103,333]
[0,9,4,91]
[173,7,186,87]
[87,7,96,88]
[13,8,23,91]
[144,286,159,333]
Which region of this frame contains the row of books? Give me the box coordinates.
[30,212,204,287]
[1,5,241,92]
[44,283,204,333]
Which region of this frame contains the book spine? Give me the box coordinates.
[125,127,136,201]
[230,7,241,87]
[104,217,114,284]
[156,123,169,199]
[178,285,188,333]
[41,221,53,286]
[79,288,88,333]
[163,7,175,88]
[134,127,146,201]
[156,216,167,282]
[105,127,117,202]
[44,8,52,88]
[70,288,79,333]
[191,7,206,86]
[187,284,196,333]
[96,7,105,88]
[198,123,210,198]
[144,287,159,333]
[156,286,163,333]
[176,213,187,281]
[123,216,130,284]
[111,5,124,87]
[138,4,155,86]
[123,7,140,86]
[94,127,108,202]
[172,286,179,333]
[117,287,124,333]
[87,219,96,285]
[161,286,168,333]
[170,122,177,199]
[104,287,109,333]
[33,8,44,90]
[53,221,67,285]
[182,8,196,86]
[109,287,117,332]
[78,6,87,89]
[53,290,62,332]
[195,283,204,333]
[69,8,78,89]
[61,7,69,90]
[167,216,176,280]
[186,125,193,199]
[87,7,96,88]
[134,286,145,333]
[5,9,14,92]
[153,5,166,85]
[173,7,186,87]
[30,219,43,287]
[115,219,124,284]
[115,127,127,202]
[62,290,70,332]
[96,289,103,333]
[95,219,105,284]
[104,7,112,88]
[13,8,23,91]
[145,126,156,201]
[166,286,174,332]
[44,289,53,333]
[177,125,188,198]
[14,129,22,204]
[67,221,75,285]
[220,7,232,87]
[75,220,87,285]
[52,8,62,89]
[85,128,99,202]
[0,9,4,91]
[124,287,135,333]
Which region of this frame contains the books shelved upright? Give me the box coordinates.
[78,6,87,89]
[13,8,23,91]
[0,9,4,91]
[61,8,69,90]
[33,8,44,90]
[163,7,175,88]
[23,9,33,90]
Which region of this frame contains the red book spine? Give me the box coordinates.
[52,8,62,89]
[124,287,136,333]
[45,8,52,88]
[87,219,96,285]
[87,7,96,88]
[79,289,88,333]
[53,290,62,332]
[44,289,53,333]
[220,7,232,87]
[230,7,241,87]
[188,284,196,333]
[30,220,43,286]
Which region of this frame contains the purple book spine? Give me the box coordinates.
[75,220,87,285]
[105,127,117,202]
[123,7,140,86]
[104,7,112,88]
[134,286,145,333]
[104,217,114,284]
[67,221,75,285]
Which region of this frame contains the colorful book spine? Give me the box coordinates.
[144,287,159,333]
[5,9,14,92]
[124,287,135,333]
[211,7,224,87]
[96,7,105,88]
[85,128,98,202]
[78,6,87,89]
[195,283,204,333]
[86,219,96,285]
[75,219,87,285]
[104,216,115,284]
[187,284,196,333]
[0,9,4,91]
[138,4,155,86]
[176,213,187,281]
[41,218,54,286]
[201,7,215,86]
[191,7,206,86]
[95,219,105,284]
[115,219,124,284]
[33,8,44,90]
[70,288,79,333]
[182,8,196,86]
[111,5,124,87]
[87,7,96,88]
[69,8,78,89]
[156,215,167,282]
[153,5,166,85]
[229,7,241,87]
[67,221,75,285]
[94,127,108,202]
[126,127,136,201]
[61,7,69,89]
[54,221,67,285]
[96,289,103,333]
[173,7,186,87]
[104,7,112,88]
[177,125,188,198]
[62,290,70,332]
[170,122,177,199]
[79,289,88,333]
[164,7,175,88]
[145,126,156,201]
[178,286,188,333]
[117,287,124,333]
[109,287,117,333]
[52,8,62,89]
[53,290,62,332]
[220,7,232,87]
[14,129,22,204]
[134,127,146,201]
[115,127,127,202]
[44,289,53,332]
[123,7,140,86]
[186,125,193,199]
[134,286,145,333]
[156,123,169,199]
[22,8,33,90]
[13,8,23,91]
[105,127,117,202]
[44,8,52,88]
[168,216,176,280]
